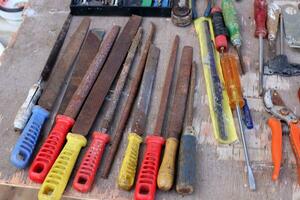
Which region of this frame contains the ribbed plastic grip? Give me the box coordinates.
[157,137,179,191]
[38,133,87,200]
[14,83,42,131]
[73,132,110,192]
[134,135,165,200]
[11,106,49,168]
[242,98,254,129]
[176,134,196,195]
[29,114,74,183]
[118,132,143,190]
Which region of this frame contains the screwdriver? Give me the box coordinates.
[221,0,245,74]
[220,53,256,191]
[254,0,267,96]
[211,6,228,55]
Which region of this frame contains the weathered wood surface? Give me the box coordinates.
[0,0,299,199]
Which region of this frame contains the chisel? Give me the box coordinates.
[13,14,72,132]
[28,25,120,183]
[102,23,156,178]
[176,61,196,195]
[10,17,91,169]
[118,44,160,191]
[157,46,192,191]
[134,35,179,200]
[38,16,142,200]
[72,28,143,193]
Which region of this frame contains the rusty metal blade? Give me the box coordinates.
[38,17,91,111]
[167,46,193,139]
[63,26,120,119]
[184,61,196,128]
[99,28,143,132]
[72,15,142,135]
[131,45,160,135]
[101,23,156,178]
[58,29,104,114]
[153,35,179,135]
[41,14,72,81]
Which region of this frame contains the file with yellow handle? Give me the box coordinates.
[118,45,159,190]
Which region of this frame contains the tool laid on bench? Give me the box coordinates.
[13,14,72,132]
[267,2,281,56]
[72,28,142,193]
[176,61,196,195]
[265,12,300,77]
[254,0,267,96]
[102,23,156,179]
[134,35,178,200]
[118,44,159,191]
[157,46,192,191]
[220,53,256,190]
[28,25,119,183]
[38,16,141,200]
[221,0,245,74]
[10,17,91,169]
[171,0,192,27]
[263,89,300,183]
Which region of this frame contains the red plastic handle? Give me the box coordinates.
[288,121,300,184]
[254,0,267,37]
[29,114,74,183]
[134,135,165,200]
[267,117,282,181]
[73,132,110,192]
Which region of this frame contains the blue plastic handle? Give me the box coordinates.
[153,0,159,7]
[161,0,169,7]
[10,105,49,168]
[242,98,254,129]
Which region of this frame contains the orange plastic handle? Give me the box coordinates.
[288,121,300,184]
[267,117,282,181]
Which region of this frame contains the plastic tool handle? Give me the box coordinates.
[220,54,244,109]
[29,114,74,183]
[118,132,143,190]
[157,137,179,191]
[38,133,87,200]
[242,98,254,129]
[254,0,267,38]
[267,117,282,181]
[141,0,151,7]
[73,132,110,193]
[176,133,196,195]
[14,82,42,131]
[211,6,228,52]
[10,105,49,168]
[288,121,300,184]
[134,135,165,200]
[221,0,241,46]
[267,3,281,41]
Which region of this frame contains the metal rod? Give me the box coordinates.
[236,104,256,191]
[280,14,284,55]
[258,35,264,96]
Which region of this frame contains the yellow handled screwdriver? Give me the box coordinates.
[220,53,256,191]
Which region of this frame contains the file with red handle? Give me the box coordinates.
[72,27,142,192]
[134,36,179,199]
[29,25,120,183]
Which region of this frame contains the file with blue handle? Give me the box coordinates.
[10,17,92,169]
[11,106,49,168]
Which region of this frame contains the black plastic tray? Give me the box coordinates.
[70,0,172,17]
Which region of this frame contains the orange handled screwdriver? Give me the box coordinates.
[220,53,256,190]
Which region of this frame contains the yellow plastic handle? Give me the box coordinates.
[118,132,143,190]
[157,137,178,191]
[38,133,87,200]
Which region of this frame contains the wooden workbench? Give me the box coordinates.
[0,0,299,199]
